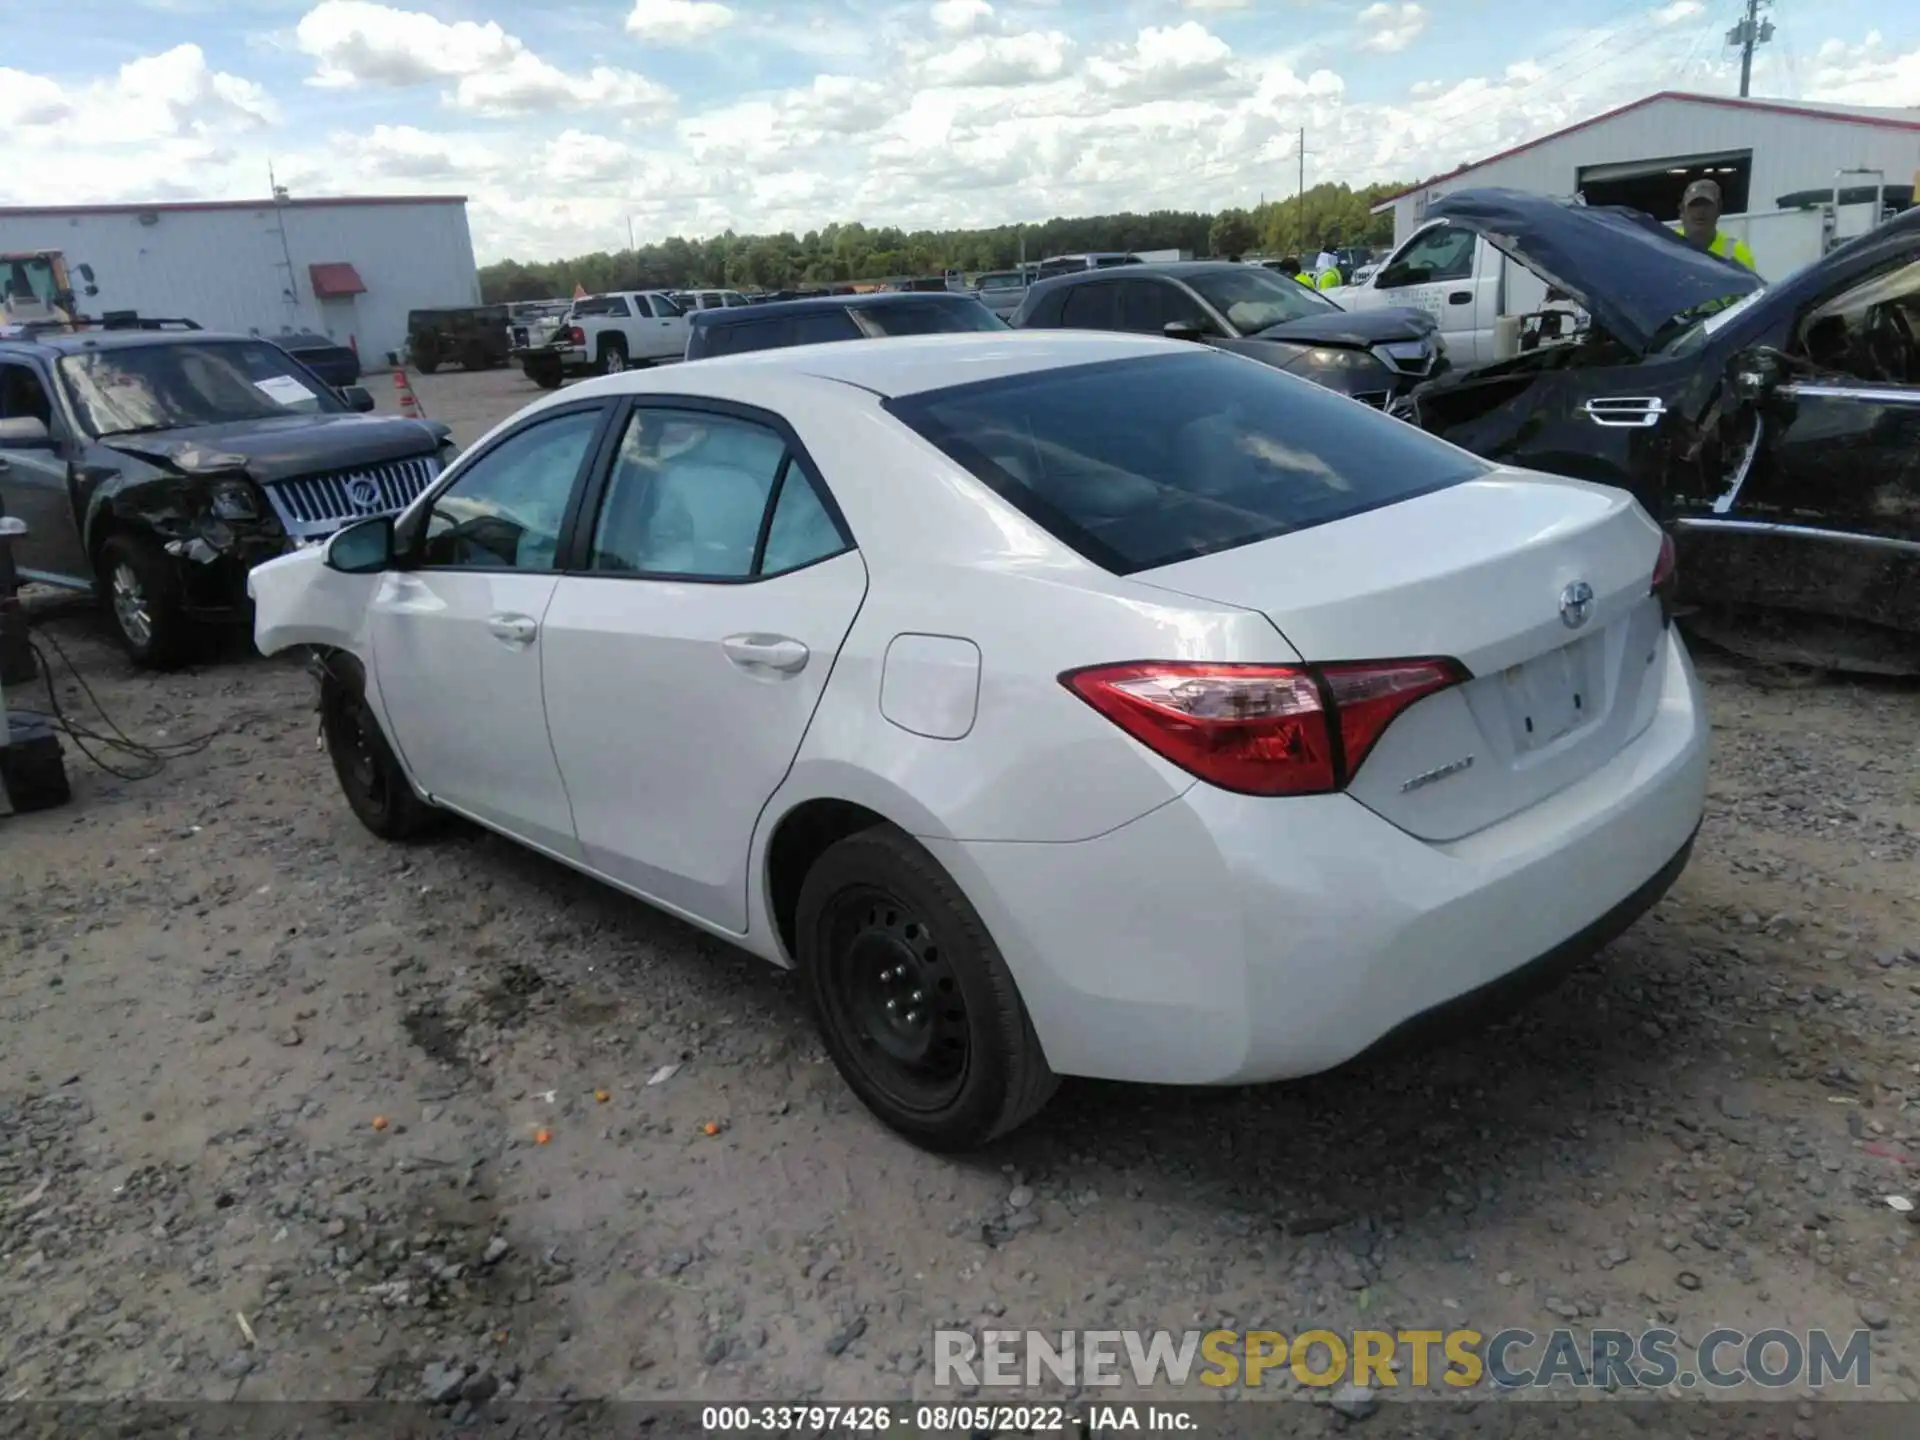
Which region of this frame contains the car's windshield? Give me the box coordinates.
[59,340,344,436]
[885,349,1487,574]
[1186,266,1336,335]
[860,301,1008,336]
[1655,286,1769,357]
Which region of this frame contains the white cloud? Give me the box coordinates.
[296,1,519,87]
[8,9,1920,269]
[294,1,672,117]
[1183,0,1252,8]
[1359,2,1427,54]
[1651,1,1703,23]
[625,0,736,44]
[931,0,993,34]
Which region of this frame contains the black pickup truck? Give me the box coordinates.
[0,322,450,668]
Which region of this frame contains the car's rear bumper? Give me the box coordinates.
[929,630,1710,1085]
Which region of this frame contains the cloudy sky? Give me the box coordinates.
[4,0,1916,263]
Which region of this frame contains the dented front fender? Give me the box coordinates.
[248,545,378,658]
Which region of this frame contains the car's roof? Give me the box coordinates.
[688,291,984,328]
[637,329,1179,397]
[0,327,257,356]
[1021,260,1321,305]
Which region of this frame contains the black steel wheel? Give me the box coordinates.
[319,662,442,841]
[796,825,1057,1151]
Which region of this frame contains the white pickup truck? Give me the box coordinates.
[562,290,691,374]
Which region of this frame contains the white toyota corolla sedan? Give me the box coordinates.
[251,330,1708,1151]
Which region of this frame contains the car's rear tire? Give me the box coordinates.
[98,532,190,671]
[413,349,440,374]
[598,337,628,374]
[795,825,1058,1151]
[318,660,442,841]
[525,357,563,390]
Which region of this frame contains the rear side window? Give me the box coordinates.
[884,351,1490,575]
[856,301,1007,336]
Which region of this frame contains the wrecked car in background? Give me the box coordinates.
[0,326,450,668]
[1402,189,1920,674]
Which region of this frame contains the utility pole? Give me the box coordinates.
[1295,129,1316,256]
[1727,0,1774,98]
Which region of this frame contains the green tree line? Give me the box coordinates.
[479,181,1410,301]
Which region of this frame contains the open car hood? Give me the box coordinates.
[1425,188,1764,353]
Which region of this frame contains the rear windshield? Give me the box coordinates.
[696,309,862,357]
[884,351,1488,574]
[858,301,1007,336]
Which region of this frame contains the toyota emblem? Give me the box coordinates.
[346,477,381,513]
[1559,580,1595,629]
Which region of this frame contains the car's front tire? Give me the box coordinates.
[795,825,1058,1151]
[98,532,190,671]
[318,659,442,841]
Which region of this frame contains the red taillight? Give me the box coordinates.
[1651,532,1678,624]
[567,325,586,346]
[1060,658,1468,797]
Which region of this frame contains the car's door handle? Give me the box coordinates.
[722,634,809,674]
[1447,291,1472,304]
[486,612,538,646]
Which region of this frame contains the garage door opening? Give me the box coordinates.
[1577,151,1753,220]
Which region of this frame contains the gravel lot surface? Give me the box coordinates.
[2,367,1917,1429]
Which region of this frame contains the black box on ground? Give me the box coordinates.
[1,711,71,814]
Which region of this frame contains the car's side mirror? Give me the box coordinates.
[325,516,395,574]
[0,416,54,449]
[340,385,376,413]
[1728,345,1792,406]
[1164,321,1208,342]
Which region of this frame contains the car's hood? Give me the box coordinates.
[1425,187,1764,353]
[1251,305,1438,347]
[100,413,449,484]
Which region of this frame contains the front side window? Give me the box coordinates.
[58,340,345,436]
[648,293,685,317]
[0,361,56,427]
[1794,256,1920,382]
[589,409,846,579]
[1379,225,1476,288]
[885,350,1489,575]
[1115,280,1210,335]
[1185,267,1333,335]
[419,408,601,571]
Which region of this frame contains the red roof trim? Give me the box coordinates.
[309,262,367,298]
[1373,91,1920,207]
[0,194,467,219]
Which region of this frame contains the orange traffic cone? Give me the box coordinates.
[392,366,425,419]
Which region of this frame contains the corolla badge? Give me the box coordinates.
[346,477,382,512]
[1559,580,1595,629]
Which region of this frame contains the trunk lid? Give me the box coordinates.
[1132,472,1671,841]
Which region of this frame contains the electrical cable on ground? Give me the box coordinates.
[23,625,231,782]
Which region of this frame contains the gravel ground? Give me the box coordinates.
[2,368,1918,1426]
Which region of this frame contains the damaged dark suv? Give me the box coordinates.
[0,326,452,668]
[1404,189,1920,673]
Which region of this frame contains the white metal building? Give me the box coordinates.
[1375,91,1920,274]
[0,195,481,363]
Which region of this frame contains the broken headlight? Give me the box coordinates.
[209,478,263,521]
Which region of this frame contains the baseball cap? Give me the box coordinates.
[1682,178,1723,208]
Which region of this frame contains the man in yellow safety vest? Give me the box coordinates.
[1673,178,1758,272]
[1312,251,1342,289]
[1280,255,1314,287]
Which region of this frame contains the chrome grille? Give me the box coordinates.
[265,454,441,539]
